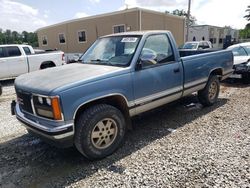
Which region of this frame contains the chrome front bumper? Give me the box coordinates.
[14,102,74,141]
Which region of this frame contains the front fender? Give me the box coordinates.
[59,73,134,121]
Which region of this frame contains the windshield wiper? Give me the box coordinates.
[90,59,107,62]
[88,59,118,66]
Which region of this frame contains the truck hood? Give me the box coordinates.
[15,63,128,95]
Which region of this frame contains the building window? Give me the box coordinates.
[59,33,66,44]
[113,24,125,33]
[42,36,48,46]
[78,30,86,43]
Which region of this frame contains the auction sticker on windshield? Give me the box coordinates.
[121,37,138,42]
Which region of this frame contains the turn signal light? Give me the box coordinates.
[51,97,62,120]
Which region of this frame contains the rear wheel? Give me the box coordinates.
[74,104,126,160]
[198,75,220,106]
[242,73,250,84]
[0,83,2,96]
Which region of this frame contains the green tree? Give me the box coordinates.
[0,28,38,46]
[166,9,196,26]
[244,5,250,21]
[240,5,250,39]
[239,24,250,39]
[5,29,12,44]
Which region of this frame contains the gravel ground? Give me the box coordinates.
[0,79,249,188]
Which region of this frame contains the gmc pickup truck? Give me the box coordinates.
[12,31,233,159]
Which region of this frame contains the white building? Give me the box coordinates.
[188,25,239,49]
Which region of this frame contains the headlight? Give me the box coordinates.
[32,95,63,120]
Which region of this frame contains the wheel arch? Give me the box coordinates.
[73,94,132,130]
[40,61,56,69]
[209,68,223,80]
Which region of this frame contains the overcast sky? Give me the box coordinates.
[0,0,249,32]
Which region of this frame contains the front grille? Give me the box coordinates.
[16,91,33,114]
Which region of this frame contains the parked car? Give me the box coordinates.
[181,41,213,50]
[227,42,250,83]
[12,31,233,160]
[0,44,65,81]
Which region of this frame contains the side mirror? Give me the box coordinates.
[136,49,157,70]
[140,49,157,62]
[135,60,142,70]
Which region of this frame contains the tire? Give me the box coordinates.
[74,104,126,160]
[40,63,55,69]
[242,73,250,84]
[198,75,220,107]
[0,84,2,96]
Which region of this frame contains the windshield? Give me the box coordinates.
[243,45,250,55]
[80,35,141,67]
[183,42,198,49]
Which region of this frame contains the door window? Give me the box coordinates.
[23,47,31,55]
[6,46,21,57]
[140,34,174,67]
[0,47,6,58]
[198,42,204,49]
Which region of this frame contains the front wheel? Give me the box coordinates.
[74,104,126,160]
[198,75,220,107]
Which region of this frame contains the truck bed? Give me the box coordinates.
[180,49,233,96]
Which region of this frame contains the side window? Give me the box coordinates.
[23,47,31,55]
[6,46,21,57]
[203,42,210,49]
[0,47,6,58]
[140,34,175,68]
[78,31,86,43]
[232,47,247,56]
[198,42,204,49]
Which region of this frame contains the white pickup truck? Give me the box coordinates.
[0,44,65,79]
[0,44,65,95]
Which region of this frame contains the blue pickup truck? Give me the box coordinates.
[12,31,233,159]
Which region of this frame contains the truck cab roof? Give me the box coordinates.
[103,30,172,38]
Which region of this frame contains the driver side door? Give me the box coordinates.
[132,34,183,115]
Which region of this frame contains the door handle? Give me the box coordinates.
[173,68,180,73]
